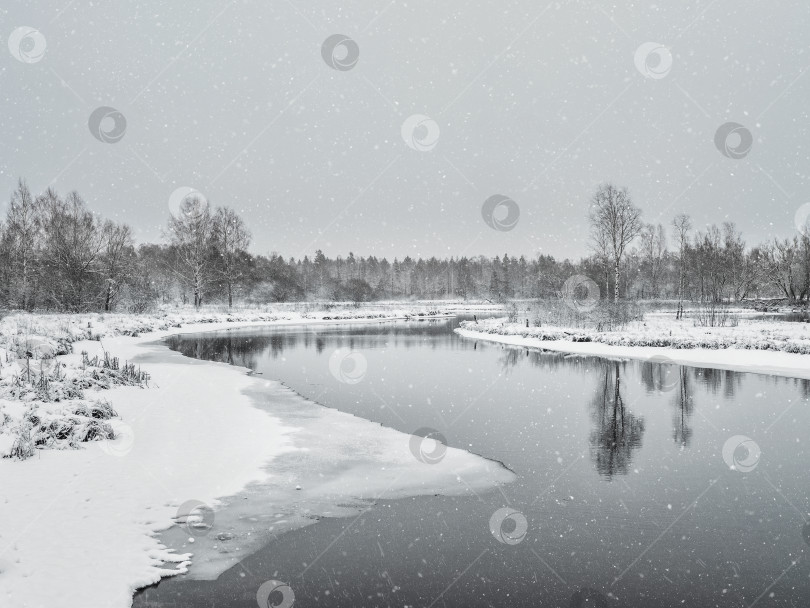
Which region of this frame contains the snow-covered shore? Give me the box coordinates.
[0,308,512,608]
[0,307,465,459]
[456,316,810,380]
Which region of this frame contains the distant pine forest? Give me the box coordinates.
[2,179,809,311]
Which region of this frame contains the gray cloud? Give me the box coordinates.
[2,0,808,259]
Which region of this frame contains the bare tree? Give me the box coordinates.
[167,197,214,308]
[6,179,41,309]
[671,214,692,319]
[761,237,800,302]
[589,222,612,298]
[39,191,106,310]
[722,222,759,301]
[692,225,729,303]
[588,183,642,301]
[799,233,810,302]
[212,207,251,308]
[100,221,134,311]
[639,223,667,298]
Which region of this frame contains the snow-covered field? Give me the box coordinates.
[0,306,512,608]
[0,306,478,459]
[456,313,810,380]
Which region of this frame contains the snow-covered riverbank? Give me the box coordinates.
[0,308,512,608]
[0,307,466,459]
[456,316,810,380]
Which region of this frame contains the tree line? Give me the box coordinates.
[585,182,810,314]
[1,179,808,312]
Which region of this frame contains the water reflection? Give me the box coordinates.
[167,323,810,485]
[165,319,480,365]
[167,324,810,483]
[672,367,694,447]
[588,361,645,479]
[148,320,810,608]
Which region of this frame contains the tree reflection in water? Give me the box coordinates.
[671,367,694,447]
[640,358,695,448]
[589,361,645,479]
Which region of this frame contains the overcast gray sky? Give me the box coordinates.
[2,0,808,260]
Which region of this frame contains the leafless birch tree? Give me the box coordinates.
[671,214,692,319]
[588,183,642,301]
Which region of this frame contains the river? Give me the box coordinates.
[134,314,810,607]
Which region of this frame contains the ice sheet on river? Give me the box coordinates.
[159,379,516,581]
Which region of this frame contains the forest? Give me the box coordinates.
[2,179,808,311]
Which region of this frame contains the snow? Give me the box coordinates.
[456,315,810,380]
[0,307,512,608]
[0,306,466,459]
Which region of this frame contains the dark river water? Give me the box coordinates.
[134,315,810,608]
